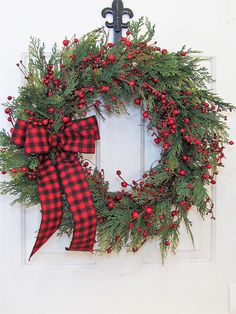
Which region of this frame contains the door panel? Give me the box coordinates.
[1,0,236,314]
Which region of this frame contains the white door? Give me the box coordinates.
[1,0,236,313]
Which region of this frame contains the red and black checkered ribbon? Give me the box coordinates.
[10,116,100,259]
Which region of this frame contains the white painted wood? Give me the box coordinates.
[1,0,236,314]
[230,284,236,314]
[98,105,143,191]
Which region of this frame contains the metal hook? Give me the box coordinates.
[101,0,134,43]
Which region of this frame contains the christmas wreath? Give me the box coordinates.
[0,18,234,262]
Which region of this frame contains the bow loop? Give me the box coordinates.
[26,127,51,154]
[60,115,100,153]
[11,115,100,155]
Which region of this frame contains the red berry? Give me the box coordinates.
[128,222,134,229]
[7,96,12,101]
[202,173,209,180]
[20,167,28,172]
[173,109,179,115]
[121,181,127,188]
[48,107,55,114]
[137,227,142,234]
[74,38,79,44]
[168,118,175,125]
[134,98,141,106]
[107,247,112,253]
[107,54,116,62]
[107,202,114,209]
[163,143,169,151]
[187,183,193,189]
[71,53,76,60]
[171,210,178,217]
[184,135,191,143]
[78,92,85,99]
[127,53,133,60]
[129,80,136,87]
[11,168,17,173]
[145,206,153,215]
[63,39,70,46]
[165,241,170,246]
[211,179,216,184]
[159,215,164,220]
[181,51,187,56]
[42,119,49,126]
[115,235,121,242]
[1,170,6,174]
[116,193,121,201]
[179,169,186,176]
[132,211,139,219]
[126,31,131,35]
[143,230,149,238]
[53,79,59,86]
[229,140,234,145]
[154,138,161,144]
[101,86,110,92]
[116,170,121,176]
[125,40,131,47]
[162,49,168,55]
[62,116,70,123]
[164,167,169,172]
[47,91,53,97]
[4,108,12,114]
[143,111,149,119]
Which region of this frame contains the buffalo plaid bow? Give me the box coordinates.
[10,115,100,260]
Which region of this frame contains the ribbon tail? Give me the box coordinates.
[29,157,63,260]
[56,154,97,252]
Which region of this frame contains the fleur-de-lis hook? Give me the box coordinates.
[102,0,134,43]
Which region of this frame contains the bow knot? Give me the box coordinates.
[50,133,60,148]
